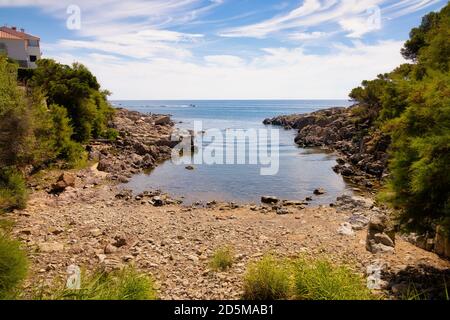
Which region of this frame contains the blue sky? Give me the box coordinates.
[0,0,447,99]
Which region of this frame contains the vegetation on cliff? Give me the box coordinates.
[0,56,115,212]
[349,3,450,233]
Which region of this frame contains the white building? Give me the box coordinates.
[0,26,41,69]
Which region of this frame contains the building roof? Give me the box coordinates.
[0,26,40,40]
[0,30,23,40]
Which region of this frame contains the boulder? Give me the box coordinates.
[98,159,114,172]
[313,188,326,195]
[348,214,370,230]
[366,260,389,290]
[51,173,76,193]
[261,196,279,204]
[366,215,396,254]
[374,233,395,247]
[154,116,171,126]
[152,196,165,207]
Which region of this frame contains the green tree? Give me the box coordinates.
[30,59,115,142]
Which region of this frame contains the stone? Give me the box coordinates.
[51,173,76,193]
[39,242,64,253]
[348,215,370,231]
[113,235,127,248]
[122,255,134,262]
[374,233,395,248]
[282,200,305,206]
[89,228,102,237]
[185,165,195,170]
[366,260,389,290]
[155,116,171,126]
[276,208,289,215]
[367,241,394,254]
[104,244,117,254]
[337,222,355,236]
[152,196,165,207]
[368,216,386,233]
[50,227,64,235]
[313,188,326,195]
[97,159,114,172]
[115,189,133,200]
[261,196,279,204]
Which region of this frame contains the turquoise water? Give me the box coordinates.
[112,100,353,205]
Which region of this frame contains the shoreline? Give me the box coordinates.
[11,107,450,300]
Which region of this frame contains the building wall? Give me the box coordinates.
[26,45,41,68]
[0,38,27,61]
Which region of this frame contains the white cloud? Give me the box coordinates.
[49,40,406,100]
[288,31,328,40]
[204,55,245,67]
[219,0,441,39]
[0,0,215,60]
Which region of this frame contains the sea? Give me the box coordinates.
[111,100,354,205]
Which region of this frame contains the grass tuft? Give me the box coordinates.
[210,246,234,271]
[242,255,291,300]
[47,266,158,300]
[243,255,374,301]
[292,257,373,300]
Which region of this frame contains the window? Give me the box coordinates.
[28,40,39,47]
[29,55,37,62]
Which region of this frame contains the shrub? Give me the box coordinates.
[242,255,291,300]
[292,258,373,300]
[30,59,115,143]
[48,266,157,300]
[210,246,234,271]
[0,167,27,212]
[0,232,28,299]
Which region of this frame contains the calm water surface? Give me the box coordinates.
[112,100,353,205]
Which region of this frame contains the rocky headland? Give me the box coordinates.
[264,105,390,189]
[86,109,177,184]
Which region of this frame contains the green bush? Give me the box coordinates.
[292,258,373,300]
[0,232,28,299]
[48,266,157,300]
[243,255,291,300]
[30,59,115,143]
[210,246,234,271]
[0,167,27,212]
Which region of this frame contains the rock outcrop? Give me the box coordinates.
[264,105,390,187]
[87,108,176,181]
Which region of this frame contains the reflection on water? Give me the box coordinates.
[116,100,354,205]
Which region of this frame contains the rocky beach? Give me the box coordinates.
[9,107,450,300]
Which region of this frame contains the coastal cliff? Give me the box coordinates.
[264,105,390,189]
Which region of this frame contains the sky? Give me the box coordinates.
[0,0,447,100]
